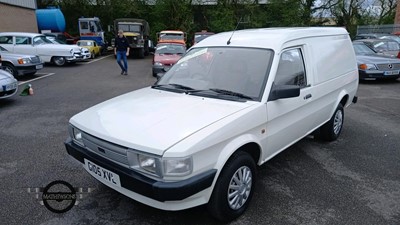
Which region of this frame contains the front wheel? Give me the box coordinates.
[207,151,256,222]
[52,56,66,66]
[319,103,344,141]
[2,63,17,76]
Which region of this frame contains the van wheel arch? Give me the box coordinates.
[207,150,257,222]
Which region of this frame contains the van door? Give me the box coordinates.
[265,48,316,155]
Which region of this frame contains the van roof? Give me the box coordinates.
[193,27,349,51]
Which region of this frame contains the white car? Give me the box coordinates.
[65,27,358,222]
[0,67,18,99]
[0,32,86,66]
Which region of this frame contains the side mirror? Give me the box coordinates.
[268,83,300,101]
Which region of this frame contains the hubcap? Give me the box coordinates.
[54,57,65,65]
[227,166,252,210]
[333,110,343,135]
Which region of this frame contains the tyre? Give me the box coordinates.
[138,49,145,59]
[52,56,66,66]
[319,103,344,141]
[91,51,96,59]
[2,63,17,76]
[207,151,256,222]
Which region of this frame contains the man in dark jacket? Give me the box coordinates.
[114,30,130,75]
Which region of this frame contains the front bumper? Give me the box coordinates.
[15,63,43,75]
[65,138,216,202]
[359,70,400,80]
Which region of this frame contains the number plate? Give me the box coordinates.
[36,64,43,69]
[384,70,399,75]
[4,82,17,91]
[84,159,121,187]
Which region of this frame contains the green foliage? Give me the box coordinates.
[35,0,398,43]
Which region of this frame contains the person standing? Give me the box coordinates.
[114,30,130,75]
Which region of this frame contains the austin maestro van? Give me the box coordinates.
[65,27,358,222]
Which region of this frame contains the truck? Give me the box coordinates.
[78,17,107,53]
[112,18,150,58]
[157,30,187,46]
[36,8,79,44]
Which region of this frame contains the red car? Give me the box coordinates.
[152,43,186,77]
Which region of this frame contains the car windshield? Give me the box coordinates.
[78,41,93,46]
[154,47,273,102]
[353,43,376,54]
[160,34,184,41]
[155,44,185,54]
[33,36,53,45]
[373,41,399,51]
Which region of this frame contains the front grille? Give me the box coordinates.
[126,36,139,45]
[30,56,41,63]
[376,63,400,71]
[82,132,130,168]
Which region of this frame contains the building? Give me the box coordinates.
[0,0,38,33]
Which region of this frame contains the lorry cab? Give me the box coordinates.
[157,30,187,46]
[78,17,106,51]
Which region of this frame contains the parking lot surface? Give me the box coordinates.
[0,55,399,225]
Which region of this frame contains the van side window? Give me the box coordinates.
[0,36,13,44]
[15,36,31,45]
[275,49,307,87]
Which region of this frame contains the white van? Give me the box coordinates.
[65,27,358,222]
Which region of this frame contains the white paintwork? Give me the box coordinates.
[69,27,359,210]
[0,32,82,63]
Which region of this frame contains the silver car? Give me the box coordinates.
[1,46,43,76]
[0,68,18,99]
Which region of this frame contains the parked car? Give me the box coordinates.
[44,37,91,61]
[353,41,400,80]
[192,31,215,46]
[77,40,101,59]
[0,32,86,66]
[354,33,400,44]
[353,39,400,58]
[0,46,43,76]
[152,42,186,76]
[0,65,18,99]
[65,27,358,222]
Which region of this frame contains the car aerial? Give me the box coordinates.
[77,40,101,59]
[0,55,18,99]
[353,41,400,80]
[0,46,43,76]
[192,31,215,45]
[65,27,358,222]
[353,38,400,58]
[152,42,186,77]
[0,32,86,66]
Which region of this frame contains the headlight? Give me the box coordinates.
[359,63,377,70]
[17,58,30,64]
[72,127,84,147]
[138,155,159,174]
[154,62,163,66]
[129,151,192,178]
[163,157,192,176]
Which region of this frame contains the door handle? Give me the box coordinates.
[304,94,312,100]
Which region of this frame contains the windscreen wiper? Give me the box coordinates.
[209,88,254,100]
[186,88,254,100]
[152,83,194,91]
